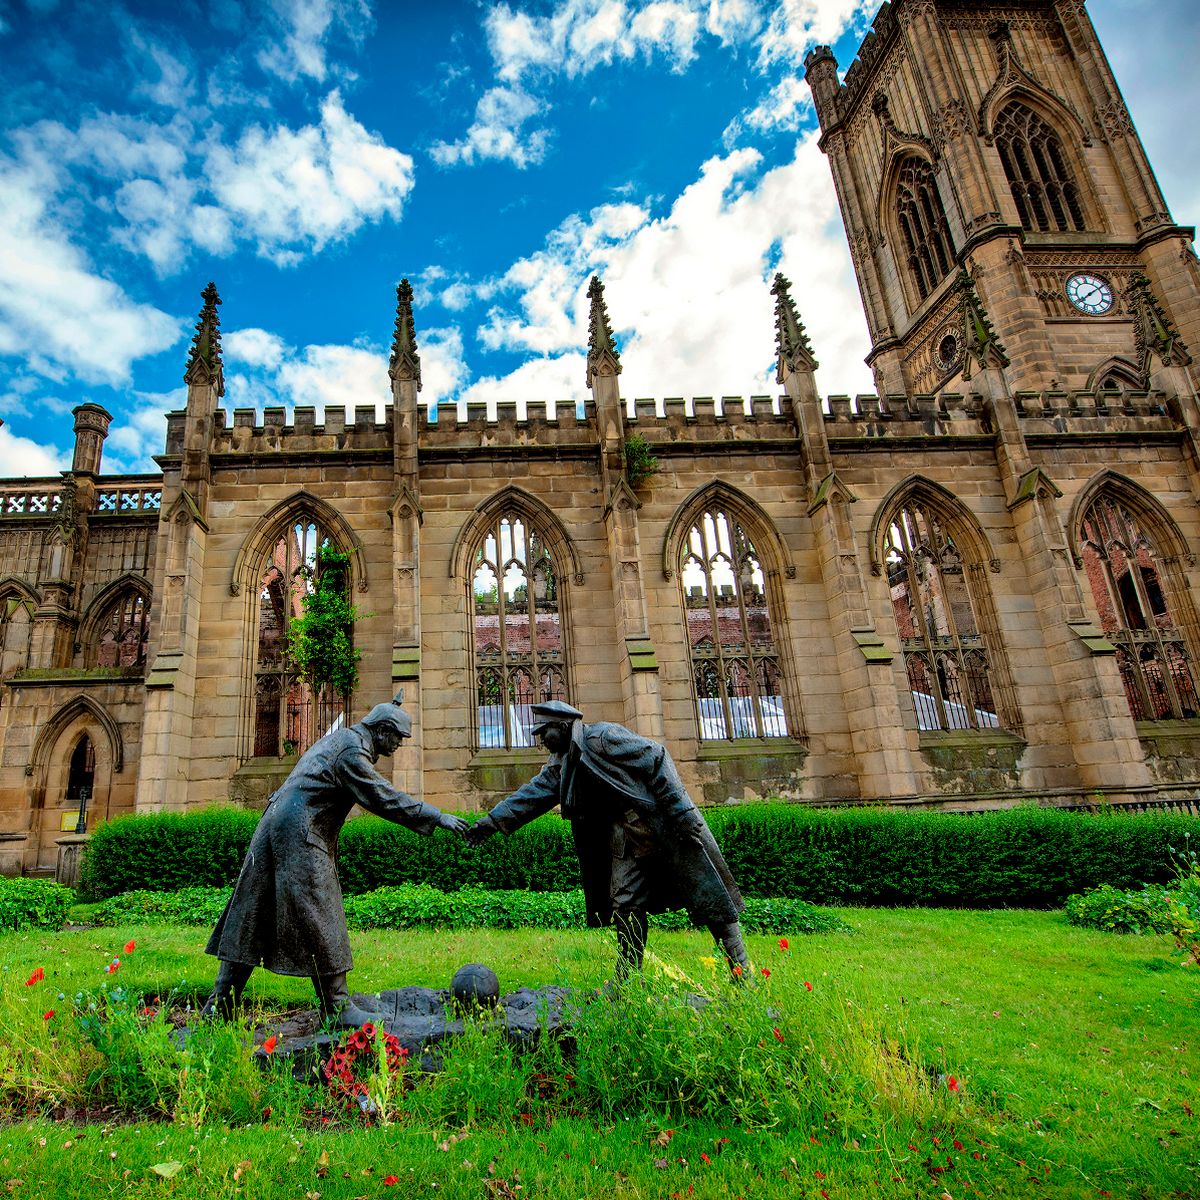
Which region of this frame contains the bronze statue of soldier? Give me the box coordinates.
[202,700,466,1027]
[466,700,750,981]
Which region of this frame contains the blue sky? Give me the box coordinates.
[0,0,1196,477]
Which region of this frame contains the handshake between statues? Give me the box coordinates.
[202,697,749,1029]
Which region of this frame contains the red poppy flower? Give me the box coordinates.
[43,1010,54,1020]
[761,968,770,978]
[732,964,742,978]
[105,960,119,974]
[772,1027,784,1043]
[814,1170,826,1179]
[820,1192,830,1200]
[700,1153,711,1166]
[24,968,44,986]
[383,1176,399,1186]
[778,937,789,951]
[804,981,813,991]
[262,1035,278,1054]
[124,940,136,954]
[953,1140,964,1152]
[946,1075,962,1093]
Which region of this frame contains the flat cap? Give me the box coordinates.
[530,700,584,733]
[360,703,414,738]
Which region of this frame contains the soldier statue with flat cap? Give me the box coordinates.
[466,700,750,981]
[202,698,466,1026]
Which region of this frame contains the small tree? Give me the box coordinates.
[624,433,660,490]
[289,544,363,703]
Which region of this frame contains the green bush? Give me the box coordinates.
[1063,883,1177,934]
[79,807,257,900]
[79,802,1200,908]
[89,883,850,936]
[0,877,74,931]
[89,887,233,929]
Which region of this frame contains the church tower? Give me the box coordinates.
[805,0,1200,398]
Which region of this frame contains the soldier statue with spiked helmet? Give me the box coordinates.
[202,696,466,1027]
[466,700,750,981]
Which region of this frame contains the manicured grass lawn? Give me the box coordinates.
[1,909,1196,1199]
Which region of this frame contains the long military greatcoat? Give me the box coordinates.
[206,724,444,976]
[487,721,744,928]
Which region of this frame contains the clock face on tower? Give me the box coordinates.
[1065,273,1115,315]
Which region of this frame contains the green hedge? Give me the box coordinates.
[87,883,850,935]
[79,803,1200,908]
[0,877,74,931]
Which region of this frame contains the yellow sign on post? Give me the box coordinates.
[59,811,81,832]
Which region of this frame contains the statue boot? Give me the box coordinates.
[200,960,253,1020]
[614,909,648,981]
[314,971,377,1028]
[709,921,751,981]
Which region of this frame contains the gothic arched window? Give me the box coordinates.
[94,588,149,669]
[883,499,1014,732]
[994,102,1086,232]
[895,156,956,303]
[0,593,34,677]
[1079,495,1200,721]
[251,517,349,758]
[471,509,569,750]
[66,734,95,831]
[680,506,788,741]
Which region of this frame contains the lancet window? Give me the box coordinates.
[679,507,787,741]
[65,734,95,831]
[994,102,1086,233]
[94,588,149,669]
[471,510,569,750]
[895,156,955,302]
[1079,495,1200,721]
[0,594,33,676]
[883,501,1010,732]
[251,518,348,758]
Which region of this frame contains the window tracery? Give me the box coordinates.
[250,518,348,758]
[883,500,1011,732]
[1079,495,1200,721]
[471,509,569,750]
[679,506,788,741]
[994,102,1086,233]
[895,156,956,302]
[94,588,149,669]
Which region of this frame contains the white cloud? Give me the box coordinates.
[457,133,873,401]
[430,86,549,169]
[103,389,187,474]
[457,354,586,416]
[0,425,69,477]
[256,0,371,85]
[756,0,874,69]
[205,91,416,265]
[723,74,812,146]
[436,0,865,167]
[225,328,288,369]
[129,31,196,108]
[276,342,390,411]
[0,155,182,385]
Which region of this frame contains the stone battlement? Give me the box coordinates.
[165,387,1180,459]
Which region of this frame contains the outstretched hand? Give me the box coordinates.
[438,812,468,837]
[464,816,497,849]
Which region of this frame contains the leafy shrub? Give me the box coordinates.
[80,802,1200,908]
[0,878,73,931]
[89,887,233,928]
[1064,883,1176,934]
[90,883,850,935]
[79,807,257,900]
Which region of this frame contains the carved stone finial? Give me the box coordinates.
[1128,272,1192,372]
[586,275,622,387]
[955,270,1010,379]
[184,281,224,396]
[771,272,818,382]
[389,278,422,390]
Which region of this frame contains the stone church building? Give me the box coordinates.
[4,0,1200,876]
